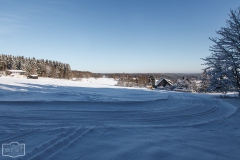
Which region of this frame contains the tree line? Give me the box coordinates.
[0,54,71,79]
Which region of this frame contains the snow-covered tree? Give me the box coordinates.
[0,54,72,79]
[202,8,240,96]
[198,70,210,93]
[148,74,156,88]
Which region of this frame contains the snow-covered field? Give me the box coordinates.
[0,76,239,159]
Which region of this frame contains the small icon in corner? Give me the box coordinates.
[2,142,25,158]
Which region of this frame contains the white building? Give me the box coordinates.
[7,70,26,77]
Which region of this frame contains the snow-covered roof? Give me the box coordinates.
[155,77,172,86]
[7,70,26,73]
[177,77,192,84]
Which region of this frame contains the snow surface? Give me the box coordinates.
[0,76,239,159]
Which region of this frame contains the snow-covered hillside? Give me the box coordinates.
[0,76,239,159]
[0,76,165,102]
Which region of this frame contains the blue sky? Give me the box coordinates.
[0,0,239,73]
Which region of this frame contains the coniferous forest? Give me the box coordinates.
[0,54,72,79]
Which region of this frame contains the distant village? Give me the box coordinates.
[0,54,205,93]
[115,74,202,92]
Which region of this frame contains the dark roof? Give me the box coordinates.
[156,78,172,87]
